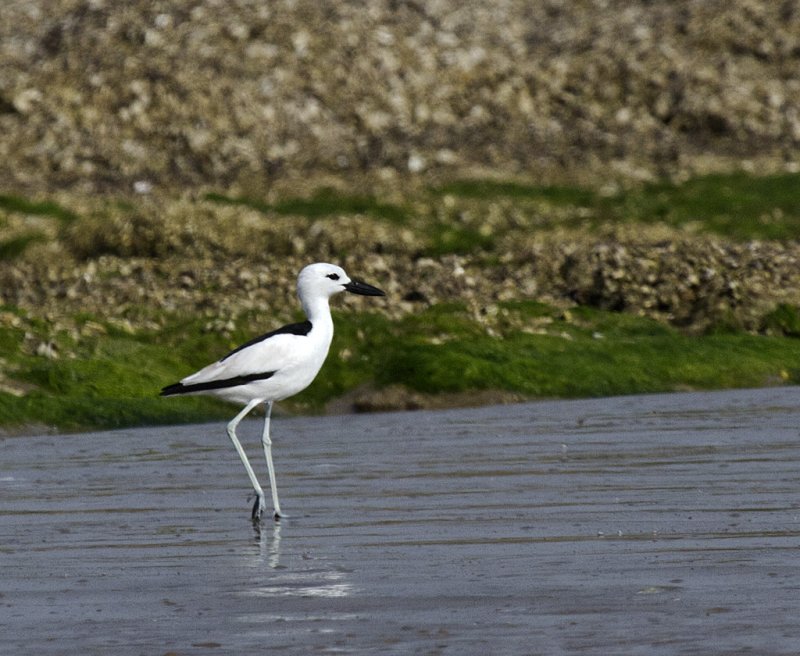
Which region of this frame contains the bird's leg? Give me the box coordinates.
[261,401,283,521]
[226,398,267,519]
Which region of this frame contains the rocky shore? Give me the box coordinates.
[1,0,799,195]
[2,0,800,379]
[3,199,800,343]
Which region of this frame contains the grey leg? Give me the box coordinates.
[226,398,267,519]
[261,401,283,520]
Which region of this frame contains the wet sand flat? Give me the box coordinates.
[2,387,800,654]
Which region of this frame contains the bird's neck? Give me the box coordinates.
[302,296,333,327]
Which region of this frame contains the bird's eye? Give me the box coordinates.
[326,273,340,281]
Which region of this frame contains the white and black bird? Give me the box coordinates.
[160,262,385,521]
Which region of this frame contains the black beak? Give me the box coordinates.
[344,279,386,296]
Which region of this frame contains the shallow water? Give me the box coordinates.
[3,387,800,654]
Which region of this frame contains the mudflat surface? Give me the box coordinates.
[3,387,800,655]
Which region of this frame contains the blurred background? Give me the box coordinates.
[2,0,800,431]
[3,0,800,192]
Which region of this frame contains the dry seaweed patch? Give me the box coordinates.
[4,174,800,346]
[3,219,800,342]
[516,233,800,333]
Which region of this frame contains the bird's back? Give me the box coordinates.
[166,317,334,404]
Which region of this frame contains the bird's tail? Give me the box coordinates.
[161,370,276,397]
[160,382,187,396]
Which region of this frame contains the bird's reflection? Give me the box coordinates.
[252,518,282,569]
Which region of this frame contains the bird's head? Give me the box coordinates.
[297,263,385,304]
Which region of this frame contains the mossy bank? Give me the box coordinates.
[3,173,800,433]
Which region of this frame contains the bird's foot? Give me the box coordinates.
[248,492,284,523]
[250,493,267,521]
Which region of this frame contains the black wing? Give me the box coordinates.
[219,320,312,362]
[160,370,276,396]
